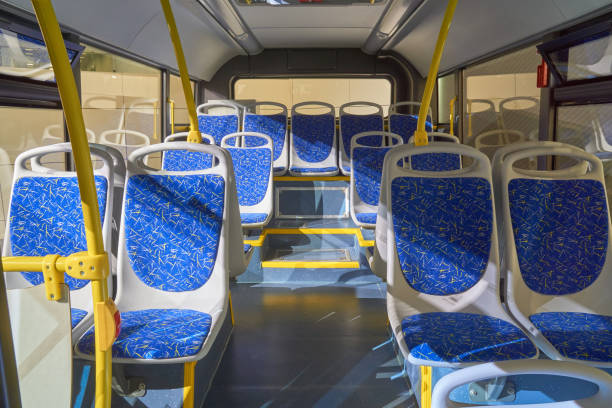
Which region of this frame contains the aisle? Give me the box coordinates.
[204,282,416,407]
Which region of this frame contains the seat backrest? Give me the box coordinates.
[243,102,288,166]
[99,129,150,164]
[339,102,384,172]
[3,143,115,311]
[196,102,241,145]
[407,132,461,171]
[382,143,501,310]
[162,132,215,171]
[350,131,402,225]
[465,99,498,142]
[221,132,273,215]
[474,129,525,160]
[499,143,612,332]
[116,142,244,310]
[499,96,539,138]
[389,101,433,144]
[290,101,336,165]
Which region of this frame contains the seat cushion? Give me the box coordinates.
[71,308,88,329]
[530,312,612,362]
[241,213,268,224]
[355,213,377,225]
[77,309,212,359]
[402,312,536,363]
[290,166,338,174]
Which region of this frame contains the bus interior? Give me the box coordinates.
[1,0,612,407]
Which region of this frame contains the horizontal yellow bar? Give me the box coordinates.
[261,260,360,269]
[243,227,374,248]
[2,256,66,272]
[273,176,349,182]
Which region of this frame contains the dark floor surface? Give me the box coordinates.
[204,282,416,408]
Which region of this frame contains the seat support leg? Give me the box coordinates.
[468,377,515,402]
[111,365,145,397]
[390,359,408,380]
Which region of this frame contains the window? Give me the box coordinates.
[0,107,65,238]
[169,74,196,133]
[234,78,392,115]
[437,73,456,132]
[80,45,162,167]
[462,46,541,156]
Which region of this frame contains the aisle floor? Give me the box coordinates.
[204,282,416,407]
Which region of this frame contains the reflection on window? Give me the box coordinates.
[437,73,456,134]
[169,74,195,133]
[463,46,541,161]
[0,26,78,82]
[0,107,66,239]
[80,46,162,168]
[234,78,392,115]
[557,103,612,201]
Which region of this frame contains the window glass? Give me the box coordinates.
[556,103,612,200]
[169,74,196,133]
[0,107,65,239]
[547,29,612,82]
[463,46,541,160]
[80,46,162,168]
[437,73,456,132]
[234,78,392,115]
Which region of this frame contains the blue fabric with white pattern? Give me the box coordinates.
[402,312,536,362]
[241,213,268,224]
[391,177,493,295]
[353,147,391,206]
[198,115,239,145]
[508,179,608,295]
[340,114,383,171]
[162,150,212,171]
[77,309,212,359]
[244,244,252,253]
[292,113,335,163]
[244,114,286,161]
[389,114,432,144]
[530,312,612,362]
[227,148,271,206]
[411,153,461,172]
[355,213,377,225]
[10,176,108,290]
[71,308,87,329]
[290,166,337,174]
[125,174,224,292]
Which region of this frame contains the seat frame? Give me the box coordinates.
[196,102,241,146]
[339,101,384,175]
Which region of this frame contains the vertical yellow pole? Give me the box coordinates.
[160,0,202,144]
[413,0,458,146]
[449,96,456,136]
[420,365,432,408]
[183,361,196,408]
[30,1,111,407]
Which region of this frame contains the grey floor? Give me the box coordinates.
[204,282,417,407]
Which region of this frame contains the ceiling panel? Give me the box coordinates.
[252,27,372,48]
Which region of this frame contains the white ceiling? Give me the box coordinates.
[235,3,386,48]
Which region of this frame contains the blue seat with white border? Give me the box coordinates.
[221,132,273,229]
[3,143,116,342]
[350,131,402,229]
[162,131,215,171]
[498,142,612,367]
[389,101,433,145]
[407,132,461,171]
[243,102,289,175]
[75,142,246,363]
[289,101,338,176]
[339,101,384,175]
[196,102,241,146]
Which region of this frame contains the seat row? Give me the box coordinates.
[195,100,433,176]
[3,142,250,377]
[369,140,612,405]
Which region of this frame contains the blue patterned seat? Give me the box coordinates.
[71,308,88,329]
[339,104,384,174]
[77,309,212,359]
[75,143,238,363]
[383,144,536,373]
[289,102,338,176]
[355,213,377,225]
[389,114,432,144]
[500,145,612,365]
[196,102,241,145]
[240,213,268,224]
[244,104,288,174]
[163,150,212,171]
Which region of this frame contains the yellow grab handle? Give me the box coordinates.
[449,96,456,136]
[414,0,458,146]
[30,1,112,406]
[160,0,202,143]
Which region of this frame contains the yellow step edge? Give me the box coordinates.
[261,260,360,269]
[273,176,349,182]
[243,228,374,248]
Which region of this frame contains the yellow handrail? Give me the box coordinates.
[160,0,202,144]
[29,1,112,406]
[449,96,456,136]
[168,98,176,134]
[413,0,458,146]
